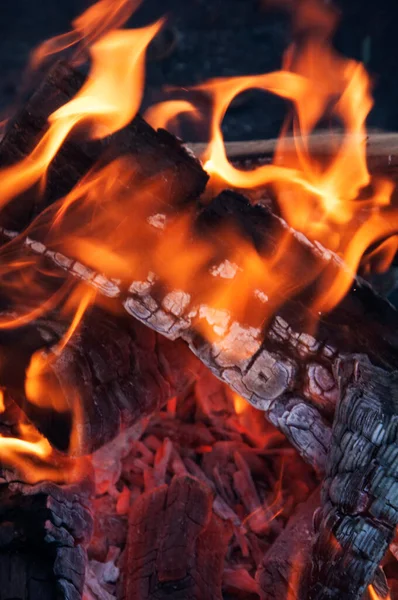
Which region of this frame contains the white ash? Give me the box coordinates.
[25,237,46,255]
[128,272,156,295]
[212,322,261,368]
[162,290,191,317]
[254,289,269,303]
[147,213,167,230]
[198,305,231,337]
[91,274,121,298]
[72,261,96,281]
[210,260,241,279]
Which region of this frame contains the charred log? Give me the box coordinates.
[309,356,398,600]
[256,488,320,600]
[125,474,232,600]
[0,467,93,600]
[0,306,200,455]
[8,190,398,471]
[0,61,208,231]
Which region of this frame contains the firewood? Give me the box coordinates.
[0,466,93,600]
[310,356,398,600]
[187,130,398,170]
[124,475,232,600]
[8,189,398,472]
[0,60,208,231]
[256,487,320,600]
[0,305,200,455]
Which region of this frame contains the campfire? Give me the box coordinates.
[0,0,398,598]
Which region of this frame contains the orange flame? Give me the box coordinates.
[0,18,162,214]
[25,286,96,414]
[2,0,398,484]
[153,3,398,313]
[145,99,200,131]
[31,0,141,68]
[368,584,391,600]
[0,421,86,484]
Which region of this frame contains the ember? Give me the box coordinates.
[0,0,397,599]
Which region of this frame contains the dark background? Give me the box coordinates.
[0,0,396,141]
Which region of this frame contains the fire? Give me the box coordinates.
[149,11,398,314]
[145,100,200,132]
[0,0,397,485]
[368,584,391,600]
[25,286,96,414]
[232,393,247,415]
[0,421,86,484]
[31,0,141,69]
[0,15,162,213]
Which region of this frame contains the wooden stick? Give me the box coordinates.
[187,130,398,162]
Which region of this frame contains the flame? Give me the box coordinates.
[145,99,200,131]
[232,392,247,415]
[362,236,398,275]
[0,421,86,484]
[31,0,141,68]
[25,286,95,413]
[161,1,398,313]
[0,17,162,213]
[368,584,391,600]
[1,0,398,484]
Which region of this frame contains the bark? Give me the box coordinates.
[125,474,232,599]
[256,488,320,600]
[310,355,398,600]
[0,306,200,455]
[0,60,208,231]
[0,467,93,600]
[7,191,398,471]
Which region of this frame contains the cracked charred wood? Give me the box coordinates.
[256,487,320,600]
[0,465,93,600]
[0,305,200,455]
[309,355,398,600]
[125,474,232,600]
[7,189,398,472]
[0,60,208,231]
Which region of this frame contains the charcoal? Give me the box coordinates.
[310,356,398,600]
[0,467,93,600]
[125,475,232,600]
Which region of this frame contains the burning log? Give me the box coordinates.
[310,356,398,600]
[0,465,93,600]
[124,474,232,599]
[0,306,200,455]
[0,60,208,231]
[256,487,321,600]
[9,189,398,472]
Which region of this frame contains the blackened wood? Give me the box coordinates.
[256,488,320,600]
[0,468,93,600]
[0,60,208,231]
[125,475,232,600]
[0,306,200,455]
[10,188,398,471]
[310,356,398,600]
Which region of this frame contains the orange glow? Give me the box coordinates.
[1,0,398,485]
[0,421,86,484]
[0,390,5,413]
[368,584,391,600]
[0,17,162,214]
[25,286,95,413]
[145,99,200,131]
[31,0,141,68]
[171,3,398,313]
[232,393,247,415]
[362,236,398,275]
